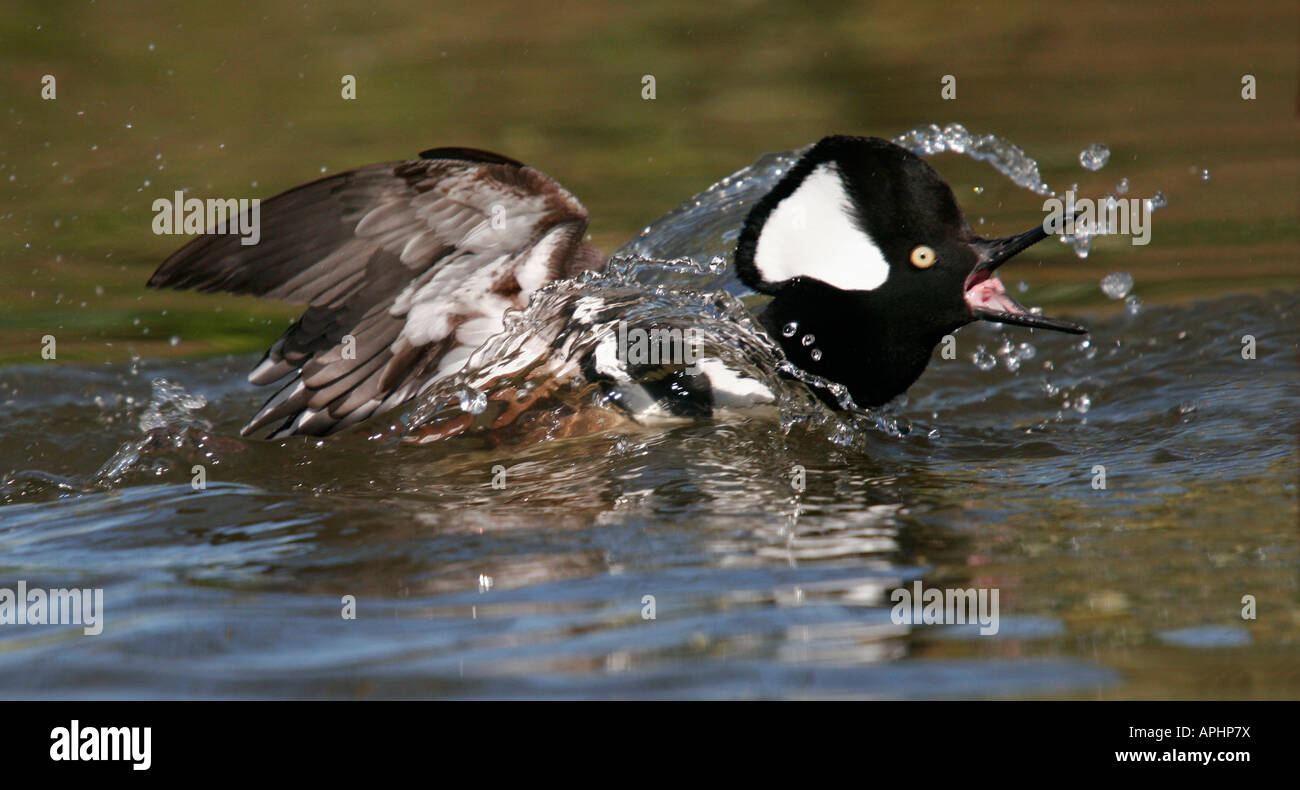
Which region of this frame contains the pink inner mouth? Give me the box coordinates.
[964,274,1026,315]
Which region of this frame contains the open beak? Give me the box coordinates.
[964,224,1088,334]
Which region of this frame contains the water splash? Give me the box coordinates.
[894,123,1052,195]
[1079,143,1110,171]
[138,378,209,433]
[622,123,1163,274]
[893,123,1165,259]
[1101,272,1134,300]
[613,147,809,297]
[391,255,913,447]
[457,386,488,415]
[370,126,1166,448]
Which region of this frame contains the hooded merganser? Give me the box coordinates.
[148,136,1087,440]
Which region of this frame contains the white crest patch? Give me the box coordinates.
[753,163,890,291]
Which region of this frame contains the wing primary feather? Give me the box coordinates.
[154,149,598,438]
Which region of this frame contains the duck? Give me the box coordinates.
[147,136,1087,441]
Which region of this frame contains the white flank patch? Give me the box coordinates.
[593,334,630,381]
[753,163,890,291]
[696,358,774,407]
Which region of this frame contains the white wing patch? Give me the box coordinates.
[517,226,570,293]
[753,163,890,292]
[386,224,582,388]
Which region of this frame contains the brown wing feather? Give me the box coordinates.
[148,151,602,438]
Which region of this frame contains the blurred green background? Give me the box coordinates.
[1,0,1296,364]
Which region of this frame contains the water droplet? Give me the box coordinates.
[781,322,798,338]
[169,335,180,346]
[892,123,1052,194]
[1079,143,1110,171]
[1199,168,1210,182]
[1017,280,1028,293]
[972,186,984,195]
[1146,191,1167,210]
[1100,272,1134,300]
[972,346,996,371]
[800,334,815,347]
[458,387,487,415]
[1015,342,1036,360]
[1073,394,1092,413]
[1115,177,1129,195]
[810,349,823,362]
[1124,294,1143,315]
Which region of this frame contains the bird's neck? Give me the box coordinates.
[755,295,944,409]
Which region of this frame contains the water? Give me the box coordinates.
[870,124,1162,260]
[1080,144,1111,172]
[2,1,1297,699]
[1,255,1296,698]
[1101,272,1135,300]
[895,123,1052,195]
[4,132,1298,699]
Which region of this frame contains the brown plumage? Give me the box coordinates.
[149,148,602,438]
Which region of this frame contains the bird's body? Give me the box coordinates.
[149,136,1086,442]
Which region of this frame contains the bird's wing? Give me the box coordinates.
[148,148,603,438]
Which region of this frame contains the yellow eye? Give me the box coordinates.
[910,245,936,269]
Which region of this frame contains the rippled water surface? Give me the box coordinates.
[2,283,1296,698]
[1,0,1297,699]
